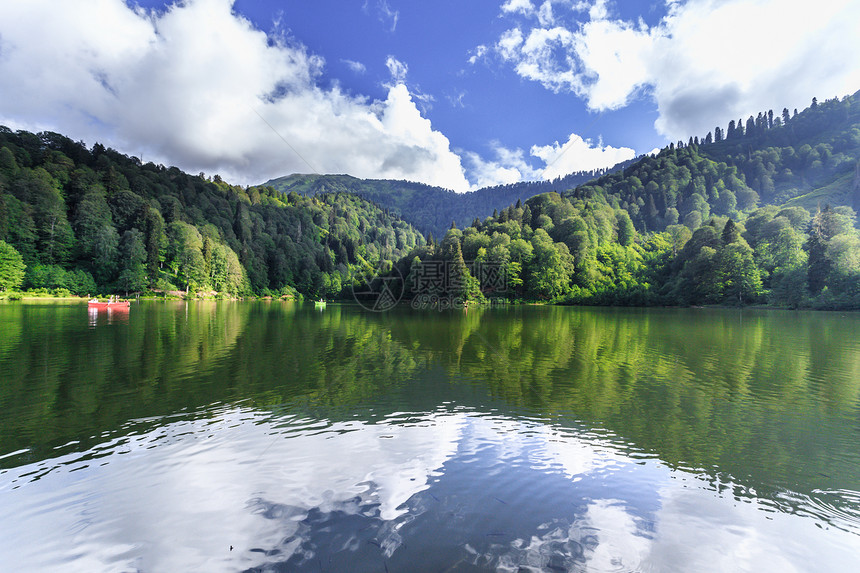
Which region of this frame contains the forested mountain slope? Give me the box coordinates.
[262,158,638,238]
[2,91,858,309]
[340,91,860,311]
[0,128,424,298]
[384,187,858,310]
[568,91,860,233]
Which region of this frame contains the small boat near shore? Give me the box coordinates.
[88,299,131,310]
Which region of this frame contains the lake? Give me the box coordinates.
[0,301,858,571]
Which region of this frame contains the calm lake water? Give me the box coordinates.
[1,301,859,572]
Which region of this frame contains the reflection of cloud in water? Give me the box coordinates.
[0,407,464,572]
[1,408,858,572]
[449,418,857,573]
[485,473,858,573]
[492,500,648,573]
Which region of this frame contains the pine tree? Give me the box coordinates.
[727,121,736,139]
[721,218,740,244]
[745,116,756,137]
[521,204,532,227]
[782,108,790,124]
[767,109,774,129]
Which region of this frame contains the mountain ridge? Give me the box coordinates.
[261,157,640,237]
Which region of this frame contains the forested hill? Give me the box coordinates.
[365,92,860,311]
[0,127,424,298]
[262,158,638,238]
[568,91,860,233]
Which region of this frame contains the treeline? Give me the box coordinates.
[385,191,860,310]
[0,128,423,297]
[575,91,860,235]
[263,157,638,239]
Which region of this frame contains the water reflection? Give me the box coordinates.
[1,303,859,571]
[1,401,857,572]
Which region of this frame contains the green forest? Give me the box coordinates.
[388,190,857,309]
[0,128,424,298]
[1,90,859,309]
[263,160,636,239]
[376,92,860,310]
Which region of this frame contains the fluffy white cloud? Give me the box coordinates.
[531,133,635,179]
[0,0,471,191]
[650,0,860,139]
[464,133,634,188]
[493,0,860,140]
[502,0,536,17]
[464,143,541,188]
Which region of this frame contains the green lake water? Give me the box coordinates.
[0,301,858,571]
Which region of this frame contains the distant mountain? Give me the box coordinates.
[261,159,638,238]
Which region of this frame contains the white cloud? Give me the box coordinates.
[463,132,633,188]
[385,55,409,85]
[464,143,541,188]
[531,132,636,179]
[492,0,860,140]
[342,59,367,74]
[501,0,536,17]
[571,17,656,110]
[501,0,558,25]
[467,44,489,65]
[497,26,581,94]
[0,0,470,191]
[537,1,556,26]
[377,0,400,32]
[650,0,860,139]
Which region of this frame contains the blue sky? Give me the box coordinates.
[1,0,859,191]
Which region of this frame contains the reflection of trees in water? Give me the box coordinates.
[227,305,428,412]
[437,307,860,496]
[0,301,249,460]
[3,303,859,496]
[0,302,434,463]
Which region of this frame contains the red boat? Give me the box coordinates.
[88,299,131,310]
